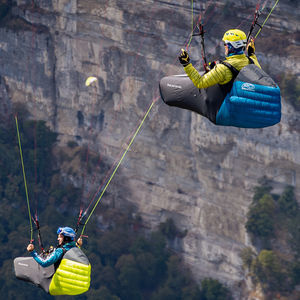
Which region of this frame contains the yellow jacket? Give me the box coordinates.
[184,54,261,89]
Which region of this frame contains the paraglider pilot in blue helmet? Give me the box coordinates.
[27,227,82,267]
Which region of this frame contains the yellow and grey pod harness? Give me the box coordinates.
[49,247,91,296]
[14,246,91,295]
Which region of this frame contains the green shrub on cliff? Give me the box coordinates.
[254,250,284,289]
[278,186,298,217]
[246,193,275,241]
[200,278,232,300]
[244,181,300,296]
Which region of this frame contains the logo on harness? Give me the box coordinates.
[18,262,29,267]
[241,83,255,92]
[167,83,182,89]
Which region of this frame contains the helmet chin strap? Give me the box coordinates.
[225,43,244,57]
[226,49,244,57]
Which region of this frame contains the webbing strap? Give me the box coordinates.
[220,61,239,78]
[220,56,255,81]
[247,56,255,64]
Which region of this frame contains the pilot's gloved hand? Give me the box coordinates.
[178,49,190,67]
[208,60,217,70]
[27,244,34,252]
[76,238,83,247]
[247,38,255,56]
[48,246,54,253]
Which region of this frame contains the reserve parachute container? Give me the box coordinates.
[159,63,281,128]
[14,247,91,295]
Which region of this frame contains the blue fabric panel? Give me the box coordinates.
[232,81,281,97]
[229,97,280,110]
[216,81,281,128]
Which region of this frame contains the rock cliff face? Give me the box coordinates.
[0,0,299,297]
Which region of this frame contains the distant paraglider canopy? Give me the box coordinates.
[85,76,97,87]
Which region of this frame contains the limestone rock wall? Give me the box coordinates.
[0,0,299,297]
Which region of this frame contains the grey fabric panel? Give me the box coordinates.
[159,75,203,111]
[237,64,277,87]
[159,65,278,125]
[204,84,229,123]
[14,257,54,293]
[159,75,209,119]
[63,247,89,265]
[159,74,227,123]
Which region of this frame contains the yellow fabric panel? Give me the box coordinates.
[56,259,90,276]
[49,258,91,296]
[183,54,261,89]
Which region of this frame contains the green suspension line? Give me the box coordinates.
[15,115,33,242]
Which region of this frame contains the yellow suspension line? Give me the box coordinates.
[15,115,33,242]
[80,99,157,236]
[255,0,279,38]
[187,0,194,48]
[80,0,197,237]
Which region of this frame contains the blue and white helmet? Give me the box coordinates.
[57,227,76,240]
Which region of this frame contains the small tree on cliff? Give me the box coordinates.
[278,186,298,217]
[251,250,286,292]
[246,194,275,244]
[200,278,232,300]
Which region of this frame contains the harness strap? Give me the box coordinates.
[220,56,254,81]
[247,56,255,64]
[54,247,68,270]
[220,61,239,79]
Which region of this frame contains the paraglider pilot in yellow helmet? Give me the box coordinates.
[160,27,281,128]
[178,29,261,89]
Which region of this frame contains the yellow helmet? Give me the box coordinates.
[222,29,247,49]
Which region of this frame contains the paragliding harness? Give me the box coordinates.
[48,246,91,296]
[159,2,281,128]
[14,244,91,296]
[159,54,281,128]
[215,58,281,128]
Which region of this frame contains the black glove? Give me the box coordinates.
[178,49,190,67]
[208,61,217,70]
[247,38,255,56]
